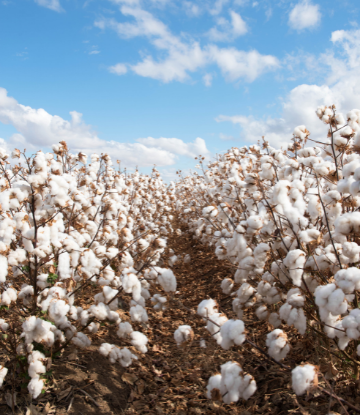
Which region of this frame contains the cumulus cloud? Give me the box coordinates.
[0,88,210,168]
[34,0,63,12]
[96,4,278,83]
[210,0,229,16]
[137,137,210,158]
[216,29,360,148]
[109,63,128,75]
[203,73,213,86]
[208,10,248,42]
[288,1,321,31]
[184,1,201,17]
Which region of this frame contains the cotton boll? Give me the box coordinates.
[130,305,148,323]
[217,361,257,404]
[58,252,71,280]
[206,374,222,399]
[292,364,317,396]
[221,278,234,294]
[287,288,305,307]
[206,313,228,342]
[157,268,177,292]
[218,319,245,350]
[72,332,91,348]
[283,249,306,286]
[0,365,8,387]
[197,299,218,318]
[130,331,148,353]
[151,294,167,311]
[0,319,9,331]
[255,305,268,320]
[335,267,360,294]
[266,329,290,362]
[87,322,99,333]
[0,255,8,282]
[122,273,141,301]
[268,312,281,328]
[174,325,194,345]
[117,322,133,338]
[102,286,119,308]
[28,377,44,399]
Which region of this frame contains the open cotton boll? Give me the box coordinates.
[221,278,234,294]
[28,377,44,399]
[89,302,110,320]
[102,286,119,307]
[216,361,257,404]
[0,319,9,331]
[99,343,138,366]
[8,248,27,266]
[72,332,91,348]
[335,267,360,294]
[0,255,8,282]
[287,288,305,308]
[342,309,360,340]
[266,329,290,362]
[218,319,245,350]
[269,312,281,328]
[205,312,228,342]
[197,299,218,318]
[151,294,167,311]
[122,273,141,301]
[130,305,148,323]
[87,322,99,333]
[174,325,194,345]
[206,374,222,399]
[117,321,133,338]
[283,250,306,286]
[292,364,317,395]
[255,305,268,320]
[314,284,348,316]
[58,252,71,280]
[0,365,8,387]
[130,331,148,353]
[157,268,177,292]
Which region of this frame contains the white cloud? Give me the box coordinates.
[288,1,321,31]
[34,0,63,12]
[89,50,100,55]
[109,63,128,75]
[208,11,247,42]
[184,1,201,17]
[136,137,210,158]
[209,0,229,16]
[97,5,278,83]
[203,73,213,86]
[208,46,279,82]
[216,29,360,149]
[0,88,210,168]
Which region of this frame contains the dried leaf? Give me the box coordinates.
[57,386,72,401]
[25,404,41,415]
[5,392,16,408]
[122,372,138,385]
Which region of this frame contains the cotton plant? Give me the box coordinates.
[0,142,178,399]
[175,105,360,404]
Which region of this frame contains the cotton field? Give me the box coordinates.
[1,106,360,413]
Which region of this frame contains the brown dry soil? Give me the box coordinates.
[1,218,360,414]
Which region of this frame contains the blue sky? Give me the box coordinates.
[0,0,359,179]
